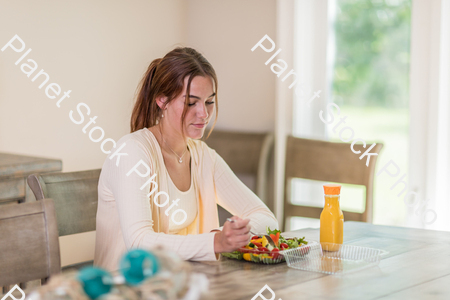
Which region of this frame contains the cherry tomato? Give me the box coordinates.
[271,248,280,259]
[280,243,289,250]
[258,247,269,253]
[251,235,260,240]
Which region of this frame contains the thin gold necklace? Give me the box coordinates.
[158,125,188,164]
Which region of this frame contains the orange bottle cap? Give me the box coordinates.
[323,183,341,195]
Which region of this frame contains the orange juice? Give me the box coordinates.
[320,184,344,251]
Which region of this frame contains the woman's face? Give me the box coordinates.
[161,76,215,140]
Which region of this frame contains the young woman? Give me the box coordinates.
[94,47,279,271]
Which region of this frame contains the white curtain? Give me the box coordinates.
[274,0,331,229]
[408,0,450,231]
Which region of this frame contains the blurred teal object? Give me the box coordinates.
[120,249,160,285]
[77,267,113,299]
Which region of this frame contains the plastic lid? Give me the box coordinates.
[323,184,341,195]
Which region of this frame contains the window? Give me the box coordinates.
[290,0,411,229]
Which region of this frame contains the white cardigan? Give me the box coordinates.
[94,128,279,272]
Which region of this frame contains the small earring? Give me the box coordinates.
[161,114,164,118]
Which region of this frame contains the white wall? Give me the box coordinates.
[0,0,187,267]
[0,0,187,173]
[0,0,277,266]
[186,0,277,133]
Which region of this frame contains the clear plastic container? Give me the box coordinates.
[283,242,388,275]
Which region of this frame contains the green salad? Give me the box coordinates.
[221,227,308,264]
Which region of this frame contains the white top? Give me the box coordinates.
[167,156,197,234]
[94,128,279,272]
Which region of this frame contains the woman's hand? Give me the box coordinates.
[214,216,251,253]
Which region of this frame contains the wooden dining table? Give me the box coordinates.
[189,221,450,300]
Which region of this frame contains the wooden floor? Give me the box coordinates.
[189,221,450,300]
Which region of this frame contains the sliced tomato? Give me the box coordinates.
[280,243,289,250]
[252,242,262,248]
[258,247,269,253]
[240,246,253,253]
[271,248,280,259]
[251,235,260,240]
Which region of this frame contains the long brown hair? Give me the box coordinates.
[130,47,218,139]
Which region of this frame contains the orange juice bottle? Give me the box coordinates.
[320,184,344,251]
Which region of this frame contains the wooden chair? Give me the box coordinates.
[203,130,274,224]
[283,136,383,231]
[0,198,61,292]
[27,169,101,270]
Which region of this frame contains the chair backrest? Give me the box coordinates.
[203,130,274,201]
[203,130,274,225]
[284,136,383,230]
[0,198,61,287]
[27,169,101,236]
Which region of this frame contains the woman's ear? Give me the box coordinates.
[156,96,168,110]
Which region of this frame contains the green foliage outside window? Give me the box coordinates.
[332,0,411,108]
